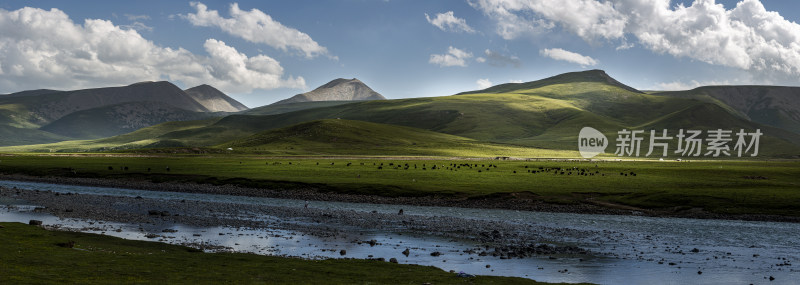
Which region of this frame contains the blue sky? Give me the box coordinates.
[1,0,799,107]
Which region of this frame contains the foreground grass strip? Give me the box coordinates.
[0,222,571,284]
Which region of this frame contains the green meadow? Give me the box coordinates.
[1,154,798,216]
[0,222,549,284]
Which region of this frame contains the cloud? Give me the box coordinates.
[425,11,475,33]
[124,14,150,21]
[469,0,618,41]
[471,0,800,80]
[0,6,305,94]
[184,2,333,59]
[483,49,521,67]
[653,79,734,91]
[615,39,634,50]
[199,39,306,92]
[540,48,598,66]
[476,78,493,89]
[429,46,473,67]
[121,21,153,32]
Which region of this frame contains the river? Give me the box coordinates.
[0,180,797,284]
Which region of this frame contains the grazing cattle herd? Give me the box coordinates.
[256,160,641,178]
[101,160,641,183]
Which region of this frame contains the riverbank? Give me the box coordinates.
[0,222,547,284]
[2,173,799,223]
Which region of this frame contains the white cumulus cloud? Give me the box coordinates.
[0,6,305,94]
[429,46,473,67]
[540,48,598,66]
[184,2,333,59]
[425,11,476,33]
[476,78,493,89]
[471,0,800,81]
[200,39,306,92]
[470,0,621,41]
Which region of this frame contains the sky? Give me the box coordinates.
[1,0,799,107]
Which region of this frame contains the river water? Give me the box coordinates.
[0,180,797,284]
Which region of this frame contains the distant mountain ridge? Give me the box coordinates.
[459,69,642,95]
[654,85,800,135]
[184,84,249,112]
[0,81,247,144]
[272,78,386,105]
[28,81,209,123]
[40,101,214,139]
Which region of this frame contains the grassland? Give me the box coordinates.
[0,222,547,284]
[217,119,577,157]
[0,154,798,217]
[243,101,355,115]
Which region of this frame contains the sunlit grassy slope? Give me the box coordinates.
[4,70,799,157]
[218,119,576,157]
[0,118,221,152]
[242,101,354,116]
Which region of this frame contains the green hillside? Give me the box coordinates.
[0,117,221,152]
[459,69,642,95]
[142,70,798,157]
[218,119,571,156]
[0,125,72,147]
[653,85,800,135]
[243,101,355,116]
[4,70,799,158]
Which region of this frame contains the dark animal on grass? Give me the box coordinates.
[56,240,76,248]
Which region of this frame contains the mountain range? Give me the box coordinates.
[0,81,247,143]
[1,70,798,158]
[653,86,800,135]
